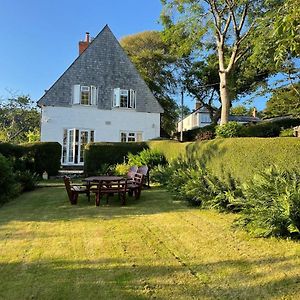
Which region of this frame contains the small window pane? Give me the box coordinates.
[128,132,136,142]
[90,131,94,142]
[120,90,128,107]
[121,132,127,142]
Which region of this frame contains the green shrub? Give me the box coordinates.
[154,155,243,210]
[174,124,216,141]
[127,149,167,169]
[114,163,130,176]
[22,142,61,176]
[0,142,61,176]
[0,154,19,205]
[84,142,148,175]
[15,171,39,192]
[237,166,300,238]
[279,128,294,137]
[0,143,24,158]
[216,122,243,138]
[242,118,300,137]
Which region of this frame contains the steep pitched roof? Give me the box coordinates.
[38,25,163,113]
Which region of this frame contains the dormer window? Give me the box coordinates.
[72,85,97,106]
[113,88,136,109]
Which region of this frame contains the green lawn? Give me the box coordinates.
[1,187,300,299]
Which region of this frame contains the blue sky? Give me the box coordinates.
[0,0,268,111]
[0,0,162,101]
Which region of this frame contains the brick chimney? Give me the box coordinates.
[79,32,90,55]
[195,101,201,110]
[252,107,257,118]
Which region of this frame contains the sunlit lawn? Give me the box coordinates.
[1,186,300,299]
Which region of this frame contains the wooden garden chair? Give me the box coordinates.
[127,172,144,200]
[63,176,89,205]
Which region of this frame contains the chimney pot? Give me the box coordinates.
[79,32,91,55]
[252,107,257,118]
[85,32,90,42]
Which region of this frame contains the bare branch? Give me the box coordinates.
[238,4,249,32]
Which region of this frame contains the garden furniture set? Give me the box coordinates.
[63,166,147,206]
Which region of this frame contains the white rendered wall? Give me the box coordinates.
[40,106,160,143]
[177,112,212,132]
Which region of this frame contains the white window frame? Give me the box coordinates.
[62,128,95,165]
[120,131,143,143]
[113,88,136,109]
[72,85,98,106]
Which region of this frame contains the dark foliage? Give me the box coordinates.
[84,142,149,175]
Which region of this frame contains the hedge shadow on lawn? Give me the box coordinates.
[0,187,187,224]
[0,256,300,299]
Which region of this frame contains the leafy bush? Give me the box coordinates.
[114,163,130,176]
[15,171,39,192]
[154,155,243,211]
[279,128,294,137]
[216,122,243,138]
[127,149,167,169]
[0,154,19,205]
[196,130,215,141]
[85,142,148,175]
[237,166,300,238]
[174,124,216,141]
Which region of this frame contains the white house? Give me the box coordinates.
[177,104,260,132]
[38,26,163,166]
[177,105,212,132]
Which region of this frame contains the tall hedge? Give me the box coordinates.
[0,154,19,205]
[85,142,149,175]
[147,140,190,161]
[22,142,61,176]
[186,138,300,183]
[0,142,61,176]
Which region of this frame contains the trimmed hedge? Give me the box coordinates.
[22,142,61,176]
[186,138,300,183]
[85,142,149,175]
[0,142,61,176]
[242,118,300,137]
[148,140,190,161]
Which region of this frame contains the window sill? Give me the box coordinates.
[112,107,136,111]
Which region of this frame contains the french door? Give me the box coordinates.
[62,129,94,165]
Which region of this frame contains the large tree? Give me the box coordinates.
[183,50,272,123]
[264,83,300,118]
[120,31,184,134]
[0,95,40,144]
[161,0,279,125]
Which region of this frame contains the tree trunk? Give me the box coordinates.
[219,71,230,125]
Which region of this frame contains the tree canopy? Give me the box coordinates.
[160,0,300,125]
[121,31,184,134]
[264,83,300,118]
[0,95,40,144]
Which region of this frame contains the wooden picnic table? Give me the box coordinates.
[83,176,127,206]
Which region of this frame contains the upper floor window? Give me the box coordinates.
[72,85,97,106]
[113,88,136,109]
